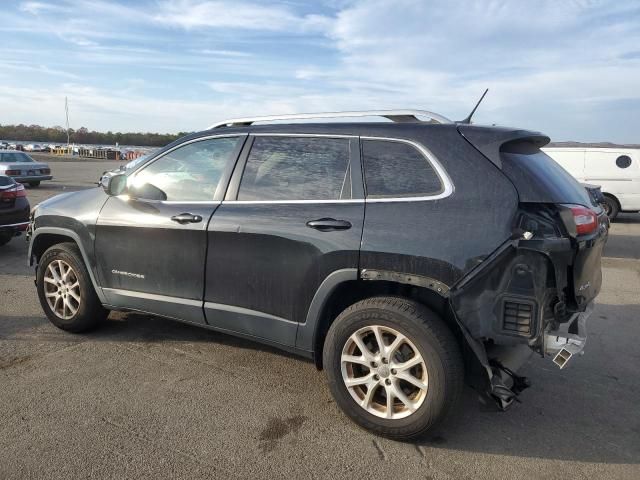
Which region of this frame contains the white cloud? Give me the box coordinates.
[152,0,330,32]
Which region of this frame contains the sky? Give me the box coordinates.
[0,0,639,143]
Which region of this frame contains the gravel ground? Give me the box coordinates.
[1,161,639,479]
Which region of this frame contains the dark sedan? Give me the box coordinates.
[0,175,30,246]
[0,150,53,187]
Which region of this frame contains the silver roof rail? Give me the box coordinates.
[209,110,453,129]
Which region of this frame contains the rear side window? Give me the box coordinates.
[0,152,33,163]
[238,137,350,201]
[362,140,443,198]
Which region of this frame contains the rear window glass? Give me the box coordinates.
[0,176,16,186]
[0,152,33,163]
[362,140,443,198]
[501,143,593,206]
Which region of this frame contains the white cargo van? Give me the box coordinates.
[542,147,640,219]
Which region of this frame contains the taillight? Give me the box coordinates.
[0,184,27,201]
[568,204,598,235]
[4,169,20,175]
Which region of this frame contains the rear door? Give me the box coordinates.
[205,134,364,347]
[95,135,245,323]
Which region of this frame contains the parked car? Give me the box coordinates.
[0,150,53,187]
[543,147,640,220]
[0,141,9,150]
[0,175,30,246]
[27,110,608,439]
[582,182,607,212]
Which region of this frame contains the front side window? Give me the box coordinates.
[129,137,240,201]
[238,137,350,201]
[362,140,443,198]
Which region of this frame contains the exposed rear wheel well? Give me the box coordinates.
[312,280,458,369]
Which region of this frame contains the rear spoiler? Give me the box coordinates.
[457,125,550,169]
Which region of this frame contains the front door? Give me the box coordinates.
[205,134,364,347]
[95,135,245,323]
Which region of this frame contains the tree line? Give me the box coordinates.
[0,124,189,147]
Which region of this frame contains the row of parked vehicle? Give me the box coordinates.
[0,142,54,152]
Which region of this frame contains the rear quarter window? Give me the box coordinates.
[362,139,444,198]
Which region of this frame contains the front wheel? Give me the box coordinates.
[323,296,464,439]
[29,181,41,187]
[36,242,108,332]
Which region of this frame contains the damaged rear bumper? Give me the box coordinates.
[447,233,601,409]
[544,303,591,369]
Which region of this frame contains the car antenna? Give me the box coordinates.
[458,88,488,124]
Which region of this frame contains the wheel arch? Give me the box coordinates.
[297,270,457,369]
[29,227,106,303]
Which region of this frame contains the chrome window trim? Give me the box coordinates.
[250,132,357,139]
[223,199,364,205]
[223,135,454,204]
[360,136,455,203]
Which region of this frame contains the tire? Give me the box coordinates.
[323,296,464,439]
[0,232,13,246]
[29,181,41,187]
[36,242,108,332]
[603,195,619,221]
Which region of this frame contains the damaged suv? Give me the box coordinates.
[27,110,607,439]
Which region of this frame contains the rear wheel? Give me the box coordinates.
[37,242,108,332]
[29,181,41,187]
[602,195,619,221]
[323,296,464,439]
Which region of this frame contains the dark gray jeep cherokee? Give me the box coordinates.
[27,110,608,439]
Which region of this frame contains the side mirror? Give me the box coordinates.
[101,173,127,196]
[128,182,168,201]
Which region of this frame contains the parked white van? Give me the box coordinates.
[542,147,640,220]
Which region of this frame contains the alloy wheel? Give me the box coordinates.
[341,325,429,419]
[43,259,81,320]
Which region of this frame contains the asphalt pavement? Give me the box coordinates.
[1,161,639,479]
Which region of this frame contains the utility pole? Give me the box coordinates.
[65,96,70,146]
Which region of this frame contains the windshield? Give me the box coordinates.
[0,152,34,163]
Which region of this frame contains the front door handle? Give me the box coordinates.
[171,213,203,224]
[306,218,352,231]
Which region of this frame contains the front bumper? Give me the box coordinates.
[544,302,591,369]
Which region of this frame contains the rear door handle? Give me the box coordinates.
[306,218,352,231]
[171,213,203,224]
